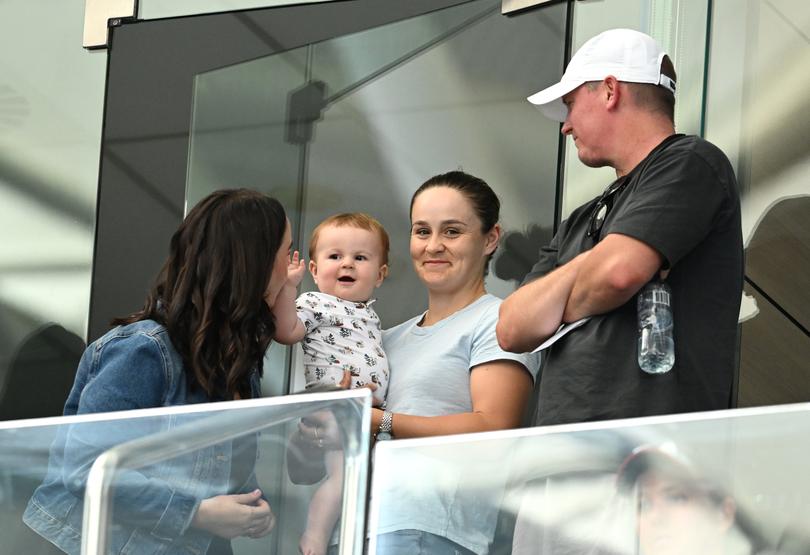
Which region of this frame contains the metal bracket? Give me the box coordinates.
[83,0,138,49]
[502,0,567,15]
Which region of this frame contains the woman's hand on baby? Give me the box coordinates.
[287,251,306,287]
[192,489,276,539]
[338,370,381,406]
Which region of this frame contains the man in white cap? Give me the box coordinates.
[497,29,743,425]
[616,445,740,555]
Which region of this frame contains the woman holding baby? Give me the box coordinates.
[279,170,540,555]
[371,170,540,555]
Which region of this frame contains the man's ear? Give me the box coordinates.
[603,75,620,110]
[308,259,319,284]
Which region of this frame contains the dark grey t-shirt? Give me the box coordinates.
[526,134,743,426]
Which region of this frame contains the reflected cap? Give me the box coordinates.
[616,443,696,491]
[527,28,677,122]
[615,443,726,498]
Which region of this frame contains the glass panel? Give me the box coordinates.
[561,0,710,219]
[0,0,105,420]
[705,0,810,406]
[307,1,495,97]
[2,391,369,555]
[186,47,309,213]
[369,405,810,554]
[186,0,568,392]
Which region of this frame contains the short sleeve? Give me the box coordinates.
[606,147,731,268]
[295,292,323,332]
[470,301,541,382]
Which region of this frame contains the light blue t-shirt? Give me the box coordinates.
[376,294,540,554]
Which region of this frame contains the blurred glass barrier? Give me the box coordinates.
[369,404,810,555]
[1,390,370,555]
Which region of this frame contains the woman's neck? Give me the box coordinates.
[422,281,486,327]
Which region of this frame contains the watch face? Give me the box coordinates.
[375,432,392,441]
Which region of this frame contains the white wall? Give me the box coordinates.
[0,0,105,355]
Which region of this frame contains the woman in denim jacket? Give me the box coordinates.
[24,189,293,554]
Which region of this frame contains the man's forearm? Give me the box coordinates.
[562,234,662,322]
[563,275,636,322]
[497,253,588,353]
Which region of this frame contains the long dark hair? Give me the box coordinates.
[114,189,287,400]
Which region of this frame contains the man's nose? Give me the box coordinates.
[561,119,572,135]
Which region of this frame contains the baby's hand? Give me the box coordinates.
[287,251,306,287]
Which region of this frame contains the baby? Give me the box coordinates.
[273,212,390,555]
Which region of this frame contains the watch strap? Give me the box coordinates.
[378,410,393,438]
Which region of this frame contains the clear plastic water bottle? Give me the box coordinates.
[637,280,674,374]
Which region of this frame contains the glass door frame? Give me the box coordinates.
[89,0,490,343]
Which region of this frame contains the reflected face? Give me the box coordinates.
[637,474,734,555]
[264,219,292,308]
[309,224,387,302]
[560,83,612,168]
[409,186,499,295]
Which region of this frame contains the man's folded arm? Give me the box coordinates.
[563,233,663,322]
[497,252,588,353]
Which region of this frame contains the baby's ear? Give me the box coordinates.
[376,264,389,286]
[308,259,319,281]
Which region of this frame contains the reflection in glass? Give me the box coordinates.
[6,393,368,555]
[560,0,710,219]
[0,0,103,422]
[0,324,84,421]
[622,448,741,555]
[704,0,810,406]
[370,405,810,555]
[187,0,567,393]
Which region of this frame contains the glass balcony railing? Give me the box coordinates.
[369,403,810,555]
[0,389,370,555]
[9,392,810,555]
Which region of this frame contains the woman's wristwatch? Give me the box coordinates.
[376,410,393,441]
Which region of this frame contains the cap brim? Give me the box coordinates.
[616,449,695,491]
[527,79,583,122]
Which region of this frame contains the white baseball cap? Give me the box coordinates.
[527,28,677,122]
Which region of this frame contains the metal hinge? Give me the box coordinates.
[83,0,138,49]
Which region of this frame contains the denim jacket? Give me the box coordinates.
[23,319,261,555]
